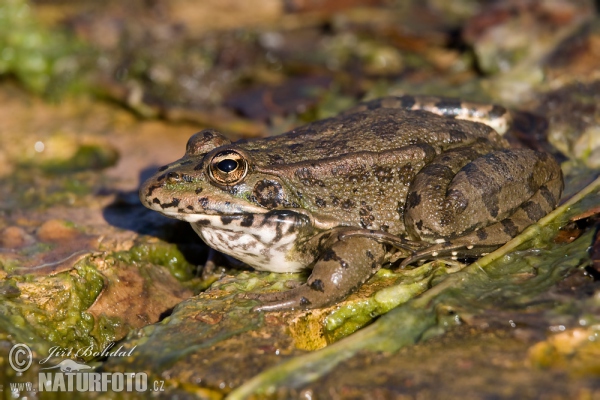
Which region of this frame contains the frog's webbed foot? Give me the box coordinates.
[247,236,387,312]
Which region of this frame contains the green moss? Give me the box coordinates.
[41,144,120,173]
[0,0,91,98]
[0,260,108,358]
[115,242,197,282]
[323,262,463,342]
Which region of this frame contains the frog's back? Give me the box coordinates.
[239,108,507,166]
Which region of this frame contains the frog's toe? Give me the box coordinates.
[398,241,497,268]
[246,285,330,312]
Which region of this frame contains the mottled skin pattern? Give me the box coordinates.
[139,95,563,311]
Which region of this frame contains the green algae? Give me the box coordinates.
[40,144,120,174]
[113,242,198,283]
[0,260,112,358]
[323,261,465,342]
[0,160,110,210]
[0,0,89,98]
[227,177,600,399]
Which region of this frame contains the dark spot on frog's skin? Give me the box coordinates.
[501,219,519,237]
[415,220,423,230]
[196,219,211,226]
[186,205,194,211]
[315,197,326,208]
[267,154,285,165]
[146,184,160,196]
[342,199,355,210]
[296,191,303,199]
[396,201,404,218]
[299,297,312,307]
[160,198,180,209]
[220,215,235,225]
[291,202,300,208]
[156,173,167,182]
[485,152,513,178]
[477,229,488,240]
[198,197,209,208]
[406,192,421,209]
[463,163,488,191]
[484,193,499,218]
[423,164,454,180]
[540,186,557,208]
[489,105,506,119]
[195,188,203,194]
[399,95,416,109]
[253,180,284,208]
[331,196,340,207]
[322,249,348,268]
[240,214,254,227]
[447,189,469,214]
[310,279,325,292]
[322,249,337,262]
[360,217,370,229]
[374,166,394,183]
[180,160,193,166]
[204,130,217,140]
[526,171,537,192]
[448,129,468,142]
[371,261,378,269]
[435,97,462,113]
[381,224,389,232]
[157,165,169,172]
[398,169,414,185]
[194,163,204,171]
[152,198,160,205]
[366,250,374,260]
[522,201,545,221]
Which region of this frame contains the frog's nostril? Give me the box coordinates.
[166,172,180,183]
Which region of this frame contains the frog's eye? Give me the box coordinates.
[208,150,248,185]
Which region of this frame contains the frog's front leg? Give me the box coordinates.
[249,236,386,312]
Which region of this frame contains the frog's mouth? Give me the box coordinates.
[161,208,312,228]
[140,183,269,218]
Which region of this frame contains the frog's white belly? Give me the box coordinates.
[186,214,306,273]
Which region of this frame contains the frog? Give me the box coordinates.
[139,95,563,312]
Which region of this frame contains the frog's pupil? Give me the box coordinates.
[217,159,238,173]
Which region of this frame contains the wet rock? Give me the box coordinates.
[0,226,35,248]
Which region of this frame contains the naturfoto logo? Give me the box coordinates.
[8,343,165,394]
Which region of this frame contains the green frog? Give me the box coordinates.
[139,96,563,311]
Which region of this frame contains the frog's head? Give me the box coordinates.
[139,129,302,223]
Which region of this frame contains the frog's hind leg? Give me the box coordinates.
[405,147,563,247]
[247,237,386,312]
[399,177,563,268]
[346,95,512,134]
